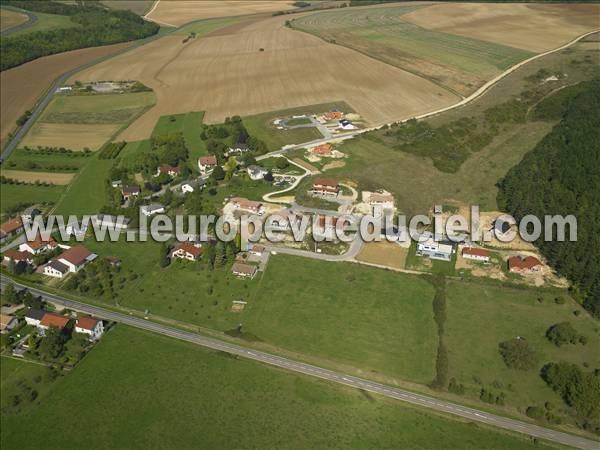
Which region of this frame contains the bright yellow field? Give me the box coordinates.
[1,170,75,185]
[71,15,458,140]
[20,123,121,151]
[145,0,295,27]
[403,3,600,53]
[0,8,28,31]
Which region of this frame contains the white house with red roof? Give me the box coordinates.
[75,316,104,340]
[156,164,181,178]
[311,178,340,197]
[3,249,34,265]
[57,246,97,273]
[19,235,57,255]
[198,155,218,173]
[170,242,202,261]
[462,247,491,262]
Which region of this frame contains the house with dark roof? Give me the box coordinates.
[231,262,258,279]
[121,185,140,200]
[24,308,46,327]
[43,260,70,278]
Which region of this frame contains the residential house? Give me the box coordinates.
[24,308,46,327]
[462,247,491,263]
[0,217,24,242]
[3,249,34,265]
[508,256,543,274]
[38,313,70,335]
[19,235,57,255]
[43,260,70,278]
[324,111,343,121]
[57,246,97,273]
[368,192,395,209]
[111,179,122,188]
[227,142,249,155]
[416,236,455,262]
[198,155,218,173]
[230,197,265,215]
[311,178,340,197]
[338,119,356,130]
[311,143,333,157]
[156,164,181,178]
[181,178,206,194]
[231,262,257,279]
[249,244,265,257]
[121,185,140,201]
[247,165,268,181]
[0,314,18,333]
[75,316,104,340]
[171,242,202,261]
[140,204,165,217]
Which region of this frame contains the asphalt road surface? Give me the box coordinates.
[1,276,597,450]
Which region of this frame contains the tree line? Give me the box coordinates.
[1,1,159,70]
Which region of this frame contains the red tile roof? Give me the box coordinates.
[174,242,202,258]
[3,249,33,262]
[76,316,99,330]
[508,256,542,271]
[59,246,93,266]
[40,313,69,329]
[462,247,490,258]
[159,165,181,175]
[312,144,332,155]
[199,155,217,166]
[24,234,56,251]
[0,217,23,235]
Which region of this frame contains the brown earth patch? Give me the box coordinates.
[1,169,75,185]
[356,241,408,270]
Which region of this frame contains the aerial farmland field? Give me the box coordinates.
[0,7,28,32]
[72,14,457,140]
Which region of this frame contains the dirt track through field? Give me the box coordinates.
[71,14,458,141]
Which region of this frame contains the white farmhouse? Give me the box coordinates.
[75,317,104,341]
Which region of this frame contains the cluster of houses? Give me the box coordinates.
[1,234,97,280]
[24,309,104,340]
[0,206,42,243]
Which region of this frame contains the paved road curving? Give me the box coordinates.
[1,275,598,450]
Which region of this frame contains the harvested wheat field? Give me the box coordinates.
[0,41,132,150]
[356,241,408,270]
[1,170,75,185]
[72,15,458,141]
[0,8,29,31]
[403,3,600,53]
[145,0,295,27]
[20,123,121,151]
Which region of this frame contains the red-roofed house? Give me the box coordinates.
[171,242,202,261]
[230,197,264,215]
[57,246,97,272]
[311,143,333,157]
[75,316,104,340]
[198,155,217,173]
[324,111,343,121]
[2,249,34,265]
[462,247,491,262]
[0,217,23,242]
[508,256,543,274]
[38,313,70,334]
[19,235,57,254]
[156,165,181,177]
[311,178,340,197]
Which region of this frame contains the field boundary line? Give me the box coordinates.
[144,0,177,28]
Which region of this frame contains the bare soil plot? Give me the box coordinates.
[72,15,457,141]
[145,1,295,27]
[20,123,121,151]
[356,241,408,269]
[0,169,75,185]
[0,8,28,31]
[403,3,600,53]
[0,41,132,150]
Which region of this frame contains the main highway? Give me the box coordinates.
[1,276,597,450]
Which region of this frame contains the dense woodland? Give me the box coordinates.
[498,78,600,318]
[0,0,159,70]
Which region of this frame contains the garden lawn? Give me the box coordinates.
[0,326,555,450]
[242,255,439,384]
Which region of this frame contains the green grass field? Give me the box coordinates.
[445,280,600,415]
[9,10,78,36]
[117,139,151,170]
[41,92,155,125]
[292,6,533,95]
[0,326,555,450]
[242,102,355,151]
[3,149,90,172]
[52,157,112,216]
[0,183,64,213]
